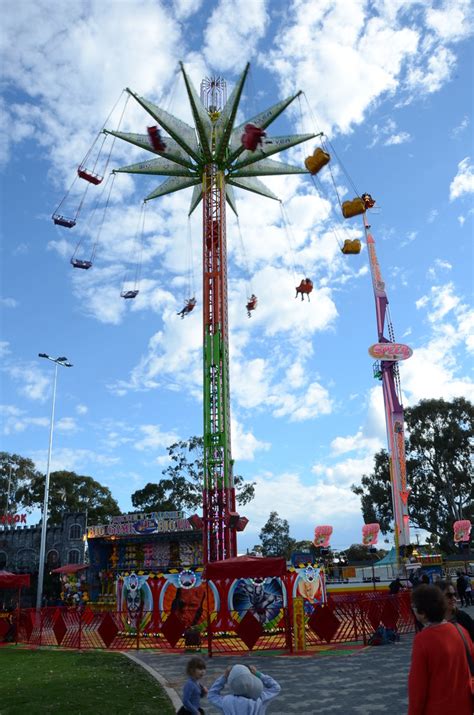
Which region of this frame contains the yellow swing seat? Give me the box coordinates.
[342,197,366,219]
[341,239,361,255]
[304,148,330,175]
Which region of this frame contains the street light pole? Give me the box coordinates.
[36,354,73,610]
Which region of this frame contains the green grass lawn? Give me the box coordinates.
[0,647,176,714]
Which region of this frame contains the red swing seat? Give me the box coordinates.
[147,126,167,151]
[241,124,266,151]
[77,168,103,185]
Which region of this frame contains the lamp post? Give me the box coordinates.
[36,353,73,610]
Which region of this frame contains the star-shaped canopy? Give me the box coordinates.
[105,62,317,215]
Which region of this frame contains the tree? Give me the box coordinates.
[259,511,295,559]
[19,470,120,526]
[0,452,44,514]
[342,544,386,563]
[131,436,256,512]
[352,398,474,553]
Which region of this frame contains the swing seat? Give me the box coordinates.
[341,239,361,255]
[71,258,93,270]
[147,126,167,151]
[241,124,266,151]
[246,295,257,312]
[121,290,139,299]
[342,198,366,219]
[296,278,313,294]
[304,148,330,175]
[77,168,103,185]
[53,215,76,228]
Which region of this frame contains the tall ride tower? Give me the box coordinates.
[106,63,315,562]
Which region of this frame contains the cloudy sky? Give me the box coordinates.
[1,0,473,552]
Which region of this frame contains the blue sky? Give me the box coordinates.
[1,0,473,553]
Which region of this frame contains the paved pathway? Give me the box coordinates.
[133,635,414,714]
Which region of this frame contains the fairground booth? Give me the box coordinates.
[86,511,204,608]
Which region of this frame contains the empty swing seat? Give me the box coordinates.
[53,215,76,228]
[77,168,103,185]
[241,123,266,151]
[147,126,167,151]
[341,239,361,255]
[121,290,139,299]
[342,197,366,219]
[71,258,93,270]
[304,148,330,175]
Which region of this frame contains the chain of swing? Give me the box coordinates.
[52,69,378,312]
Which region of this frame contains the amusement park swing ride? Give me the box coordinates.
[52,62,412,565]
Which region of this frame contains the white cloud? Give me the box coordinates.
[449,157,474,201]
[173,0,203,20]
[30,447,120,474]
[0,342,10,357]
[203,0,269,72]
[56,417,79,433]
[5,363,52,402]
[264,2,420,135]
[451,115,469,138]
[231,417,270,461]
[0,405,49,435]
[76,404,88,415]
[0,297,18,308]
[134,424,180,451]
[404,283,474,401]
[425,0,473,42]
[243,470,361,541]
[426,258,452,280]
[370,118,411,147]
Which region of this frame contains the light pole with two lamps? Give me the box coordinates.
[36,353,73,610]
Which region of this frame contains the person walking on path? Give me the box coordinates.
[208,663,280,714]
[178,656,208,715]
[457,571,469,607]
[408,584,473,715]
[437,580,474,642]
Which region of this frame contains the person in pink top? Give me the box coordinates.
[408,584,473,715]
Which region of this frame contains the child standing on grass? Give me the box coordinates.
[208,664,281,714]
[177,656,208,715]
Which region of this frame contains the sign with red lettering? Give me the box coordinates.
[368,343,413,361]
[0,513,27,526]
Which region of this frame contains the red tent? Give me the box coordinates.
[202,555,287,581]
[51,564,88,575]
[0,571,30,589]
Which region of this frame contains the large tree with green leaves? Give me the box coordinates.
[131,436,256,513]
[0,452,43,514]
[20,470,121,526]
[259,511,295,559]
[0,452,120,525]
[352,397,473,553]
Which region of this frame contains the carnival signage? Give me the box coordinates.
[453,520,471,543]
[368,343,413,361]
[1,513,27,526]
[87,511,192,539]
[362,523,380,546]
[313,525,333,548]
